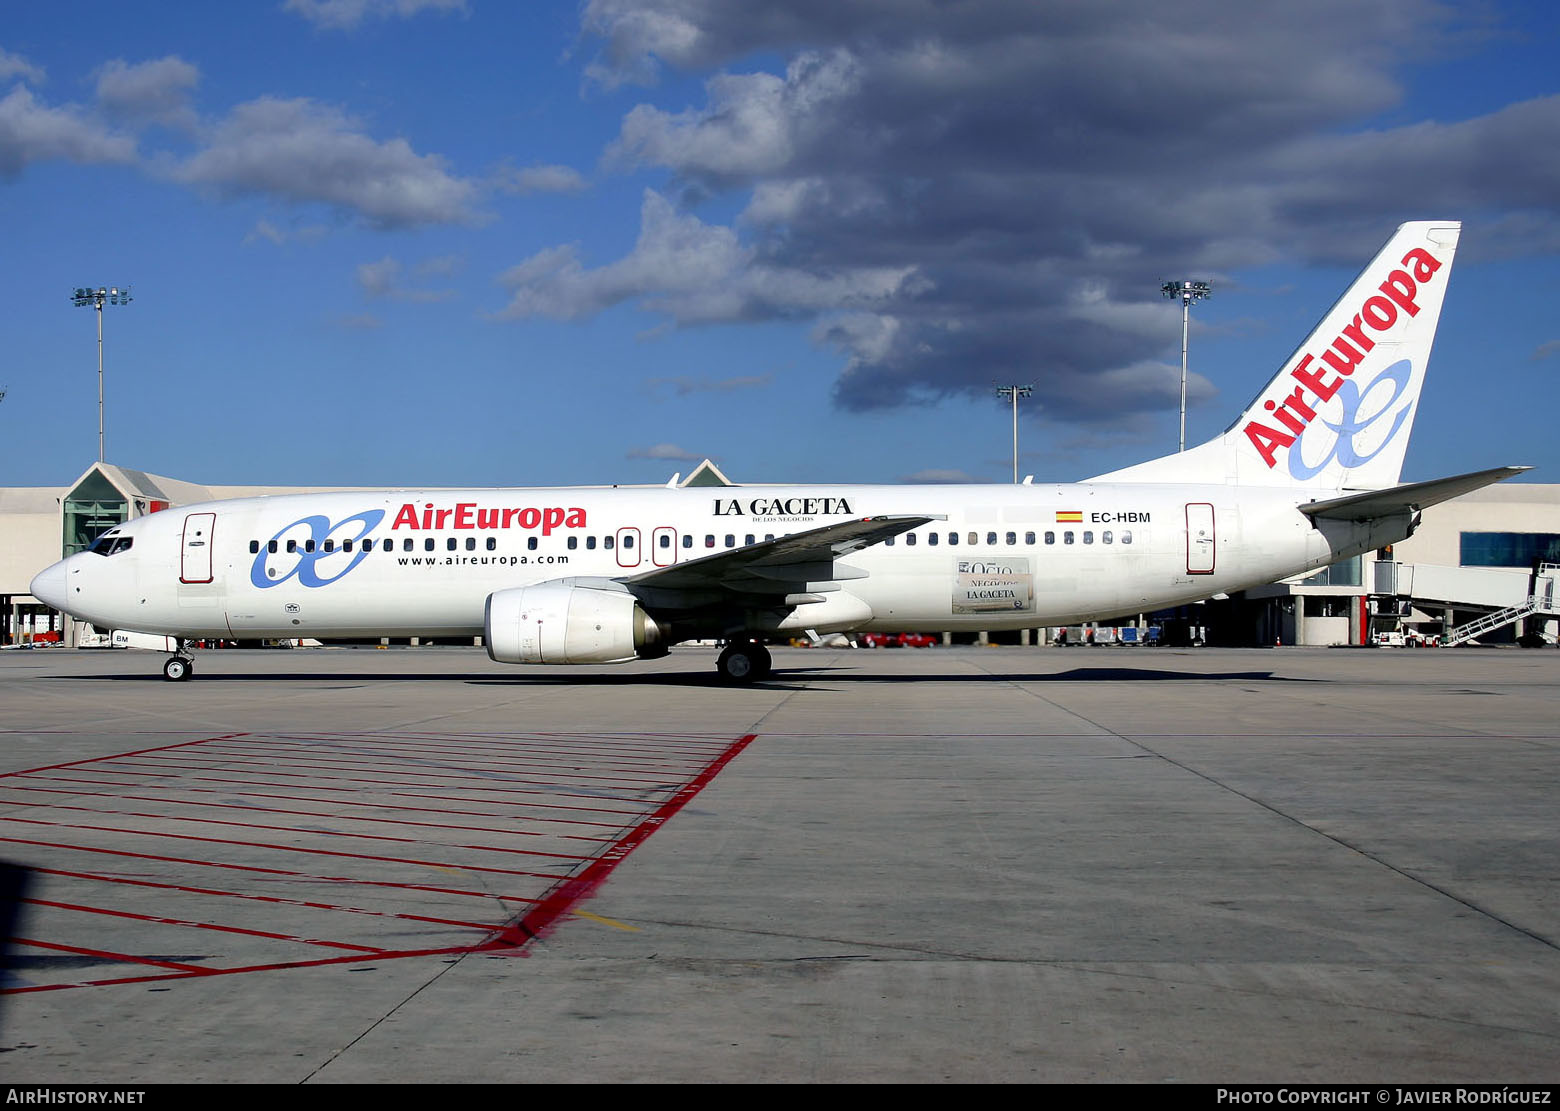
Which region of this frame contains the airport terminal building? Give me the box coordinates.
[4,461,1557,649]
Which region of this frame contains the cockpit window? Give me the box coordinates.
[88,534,134,556]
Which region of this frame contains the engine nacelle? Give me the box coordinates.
[484,580,666,665]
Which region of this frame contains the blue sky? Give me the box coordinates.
[3,0,1558,490]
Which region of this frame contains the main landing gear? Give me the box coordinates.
[716,639,771,684]
[163,641,196,682]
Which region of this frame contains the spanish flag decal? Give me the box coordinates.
[1055,510,1082,523]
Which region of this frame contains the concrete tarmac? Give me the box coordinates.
[0,643,1556,1084]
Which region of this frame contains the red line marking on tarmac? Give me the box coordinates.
[0,816,575,878]
[0,730,758,993]
[113,752,689,786]
[0,782,628,835]
[51,762,680,806]
[11,937,213,974]
[30,867,498,931]
[24,898,384,952]
[0,733,250,777]
[482,733,757,950]
[0,785,619,842]
[0,835,545,905]
[7,801,597,862]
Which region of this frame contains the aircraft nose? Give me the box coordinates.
[30,560,70,611]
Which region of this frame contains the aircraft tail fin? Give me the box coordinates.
[1089,220,1462,491]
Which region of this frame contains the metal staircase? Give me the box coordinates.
[1441,563,1560,646]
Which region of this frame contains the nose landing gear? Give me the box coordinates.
[163,640,196,681]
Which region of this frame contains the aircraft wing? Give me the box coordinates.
[620,515,934,600]
[1299,466,1530,522]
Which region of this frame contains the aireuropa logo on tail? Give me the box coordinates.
[1243,245,1444,478]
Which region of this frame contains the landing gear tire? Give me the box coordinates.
[716,640,771,684]
[163,655,194,682]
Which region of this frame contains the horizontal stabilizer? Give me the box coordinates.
[1299,466,1530,522]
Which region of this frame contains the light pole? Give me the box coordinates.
[71,286,132,462]
[1160,279,1210,452]
[995,385,1033,483]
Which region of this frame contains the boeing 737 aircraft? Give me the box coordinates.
[31,221,1525,682]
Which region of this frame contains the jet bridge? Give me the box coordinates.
[1375,561,1560,645]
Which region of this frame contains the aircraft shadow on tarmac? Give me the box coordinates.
[48,665,1308,687]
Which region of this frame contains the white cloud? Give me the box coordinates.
[174,96,480,228]
[496,163,589,195]
[608,49,859,181]
[899,468,982,484]
[356,254,458,301]
[0,46,45,85]
[0,85,135,178]
[496,189,917,323]
[627,443,712,462]
[94,56,199,129]
[647,374,771,396]
[566,1,1560,425]
[284,0,468,31]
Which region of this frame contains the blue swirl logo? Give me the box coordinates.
[250,510,385,589]
[1288,359,1414,481]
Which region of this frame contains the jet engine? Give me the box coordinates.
[484,579,668,665]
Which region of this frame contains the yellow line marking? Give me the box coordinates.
[571,910,639,932]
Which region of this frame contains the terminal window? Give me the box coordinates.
[1459,532,1560,568]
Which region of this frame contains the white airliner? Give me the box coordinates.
[31,221,1524,683]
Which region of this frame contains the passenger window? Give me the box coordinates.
[705,534,715,548]
[744,534,754,546]
[1006,532,1016,546]
[487,537,497,551]
[623,534,634,549]
[344,539,355,552]
[249,540,259,554]
[528,537,537,550]
[1103,531,1113,544]
[885,536,895,546]
[269,540,279,554]
[1083,531,1094,544]
[1045,531,1055,545]
[287,540,298,553]
[765,533,775,542]
[928,532,939,546]
[969,532,979,545]
[906,533,917,546]
[465,537,476,551]
[323,540,334,553]
[683,535,693,549]
[1025,531,1036,545]
[587,536,597,550]
[425,538,435,552]
[604,536,614,550]
[567,536,577,550]
[1122,530,1133,544]
[725,534,735,547]
[986,532,997,545]
[659,534,670,548]
[447,537,457,551]
[403,539,413,552]
[1064,531,1074,545]
[948,532,958,546]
